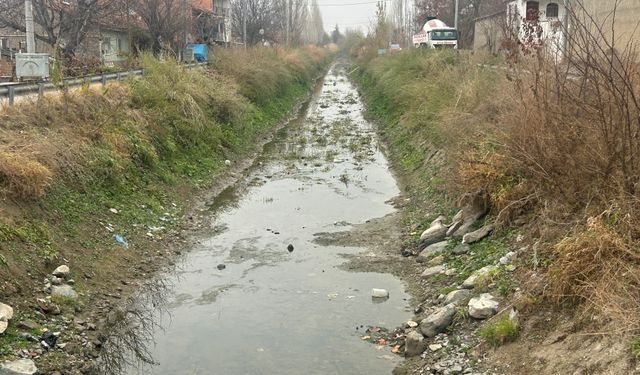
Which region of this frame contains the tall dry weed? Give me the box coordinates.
[0,149,52,199]
[470,1,640,332]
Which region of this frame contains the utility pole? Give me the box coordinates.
[127,0,132,68]
[24,0,35,53]
[454,0,459,30]
[243,0,247,49]
[285,0,290,46]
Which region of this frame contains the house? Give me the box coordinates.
[190,0,232,44]
[473,1,640,58]
[0,0,232,68]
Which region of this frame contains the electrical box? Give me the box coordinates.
[15,53,50,80]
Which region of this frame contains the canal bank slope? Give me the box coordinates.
[350,48,639,375]
[0,46,331,373]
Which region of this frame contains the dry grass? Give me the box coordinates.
[0,149,52,199]
[455,1,640,334]
[549,213,640,333]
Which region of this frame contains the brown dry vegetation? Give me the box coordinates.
[352,0,640,360]
[0,46,329,369]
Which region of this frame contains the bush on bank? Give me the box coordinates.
[352,20,640,337]
[0,46,328,295]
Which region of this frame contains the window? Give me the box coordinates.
[526,1,540,21]
[546,3,559,18]
[102,37,112,54]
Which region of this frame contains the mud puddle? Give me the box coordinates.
[112,63,410,375]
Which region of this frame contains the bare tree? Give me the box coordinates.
[0,0,122,55]
[136,0,189,54]
[273,0,308,45]
[232,0,279,45]
[304,0,325,45]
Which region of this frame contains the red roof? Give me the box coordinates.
[190,0,212,12]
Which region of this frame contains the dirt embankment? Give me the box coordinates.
[344,48,640,375]
[0,47,331,374]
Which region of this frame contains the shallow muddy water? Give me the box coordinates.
[120,64,411,375]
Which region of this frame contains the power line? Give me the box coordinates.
[309,0,392,7]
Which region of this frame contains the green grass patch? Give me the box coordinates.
[478,315,519,347]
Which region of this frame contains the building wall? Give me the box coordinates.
[579,0,640,53]
[98,30,130,65]
[473,13,505,54]
[0,27,52,54]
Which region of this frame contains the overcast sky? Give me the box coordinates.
[315,0,381,34]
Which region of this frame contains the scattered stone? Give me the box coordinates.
[451,364,464,374]
[40,331,57,349]
[499,251,517,265]
[461,265,496,289]
[444,290,471,306]
[371,289,389,299]
[0,303,13,321]
[450,192,489,238]
[17,321,39,331]
[224,160,231,166]
[67,279,76,285]
[429,343,443,352]
[0,359,38,375]
[287,244,294,253]
[427,255,445,266]
[51,285,78,300]
[420,304,456,337]
[444,268,457,276]
[418,219,448,251]
[404,330,426,357]
[407,320,419,328]
[0,303,14,334]
[446,221,464,237]
[468,293,499,319]
[462,225,494,244]
[420,241,449,257]
[51,276,63,286]
[216,264,226,271]
[52,265,70,278]
[452,243,470,255]
[421,265,446,278]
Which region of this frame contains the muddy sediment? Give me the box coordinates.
[93,62,421,374]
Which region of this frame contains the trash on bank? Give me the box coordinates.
[114,235,129,248]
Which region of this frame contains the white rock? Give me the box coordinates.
[405,330,426,357]
[0,303,14,321]
[407,320,419,328]
[462,225,494,244]
[52,265,70,277]
[444,289,471,306]
[0,359,38,375]
[420,304,456,337]
[371,288,389,299]
[224,160,232,166]
[421,241,449,256]
[468,293,499,319]
[421,265,446,278]
[429,343,443,352]
[51,285,78,300]
[461,265,496,289]
[419,221,448,250]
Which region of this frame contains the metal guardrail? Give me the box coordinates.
[0,62,207,106]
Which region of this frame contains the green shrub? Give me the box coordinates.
[478,315,519,347]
